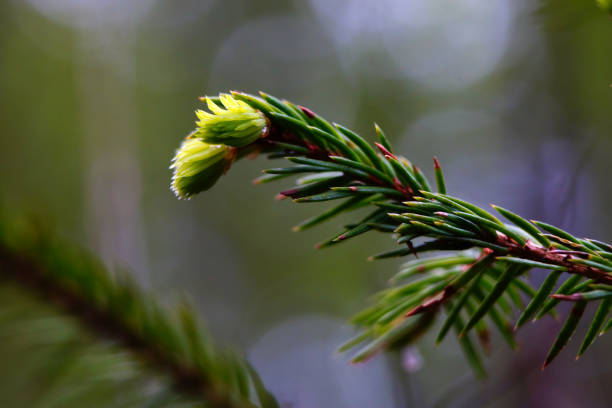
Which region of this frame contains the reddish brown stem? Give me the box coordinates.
[497,236,612,285]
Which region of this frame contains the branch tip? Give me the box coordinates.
[433,156,441,170]
[299,106,316,118]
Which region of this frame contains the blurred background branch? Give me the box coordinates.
[0,213,278,407]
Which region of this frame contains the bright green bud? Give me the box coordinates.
[170,138,232,199]
[597,0,612,13]
[193,94,268,147]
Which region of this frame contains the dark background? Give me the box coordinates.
[0,0,611,406]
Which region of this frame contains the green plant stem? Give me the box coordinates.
[176,90,612,369]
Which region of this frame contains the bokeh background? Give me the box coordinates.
[1,0,611,406]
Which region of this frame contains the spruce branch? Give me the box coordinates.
[0,216,278,408]
[170,91,612,374]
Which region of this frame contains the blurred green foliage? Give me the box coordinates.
[0,0,611,406]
